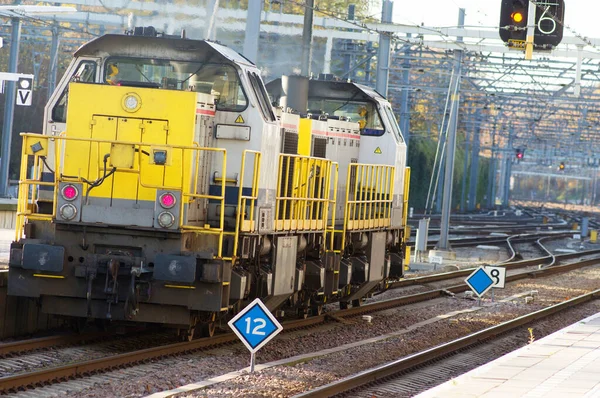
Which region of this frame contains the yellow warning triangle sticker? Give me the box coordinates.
[374,147,382,154]
[235,115,245,123]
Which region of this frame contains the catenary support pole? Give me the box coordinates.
[460,117,471,212]
[243,0,261,63]
[0,17,22,197]
[438,8,464,250]
[399,34,411,144]
[503,125,514,207]
[468,109,481,211]
[375,0,393,97]
[300,0,314,76]
[48,23,59,99]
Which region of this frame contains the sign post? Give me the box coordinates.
[228,298,283,372]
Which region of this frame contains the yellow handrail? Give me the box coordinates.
[274,153,334,232]
[326,162,339,253]
[16,133,228,258]
[341,163,395,249]
[233,150,262,259]
[403,167,411,242]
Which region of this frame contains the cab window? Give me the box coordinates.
[307,99,384,136]
[103,58,247,112]
[384,106,404,143]
[247,72,276,121]
[51,61,97,123]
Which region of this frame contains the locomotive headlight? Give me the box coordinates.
[59,204,77,221]
[157,211,175,228]
[125,95,138,109]
[122,93,141,113]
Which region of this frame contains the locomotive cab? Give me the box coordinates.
[11,32,283,337]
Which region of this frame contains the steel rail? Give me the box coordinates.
[0,333,107,357]
[387,246,600,290]
[0,240,594,359]
[1,252,598,392]
[293,289,600,397]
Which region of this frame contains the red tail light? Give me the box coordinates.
[159,192,176,209]
[61,184,79,201]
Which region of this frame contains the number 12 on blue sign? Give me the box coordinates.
[228,298,283,354]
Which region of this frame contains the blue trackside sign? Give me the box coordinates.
[228,298,283,354]
[465,266,494,297]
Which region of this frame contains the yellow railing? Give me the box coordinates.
[16,133,228,258]
[343,163,395,232]
[403,167,411,242]
[275,154,334,232]
[326,162,339,252]
[232,150,261,258]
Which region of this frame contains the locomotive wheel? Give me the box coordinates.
[297,308,309,319]
[73,317,88,333]
[186,327,196,342]
[310,304,323,316]
[199,322,216,338]
[351,299,362,307]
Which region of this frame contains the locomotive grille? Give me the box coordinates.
[312,137,327,158]
[279,130,298,219]
[349,158,358,195]
[281,129,299,154]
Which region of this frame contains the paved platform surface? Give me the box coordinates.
[417,312,600,398]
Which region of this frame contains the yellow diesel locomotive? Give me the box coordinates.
[8,29,409,337]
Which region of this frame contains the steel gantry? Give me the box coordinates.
[3,0,600,209]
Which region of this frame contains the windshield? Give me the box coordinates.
[104,58,247,112]
[307,99,384,136]
[383,106,404,143]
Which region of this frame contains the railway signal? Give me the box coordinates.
[515,148,523,160]
[499,0,565,50]
[499,0,528,46]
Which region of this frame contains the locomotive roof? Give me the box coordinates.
[74,34,255,67]
[266,78,388,103]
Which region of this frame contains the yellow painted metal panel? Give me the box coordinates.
[87,116,117,199]
[110,143,135,169]
[112,118,142,200]
[67,83,197,125]
[65,83,196,201]
[24,135,49,156]
[298,118,312,156]
[591,230,597,243]
[138,120,168,201]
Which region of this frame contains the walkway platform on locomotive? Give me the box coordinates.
[418,312,600,398]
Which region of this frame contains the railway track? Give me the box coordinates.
[0,233,582,360]
[292,289,600,398]
[1,247,599,393]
